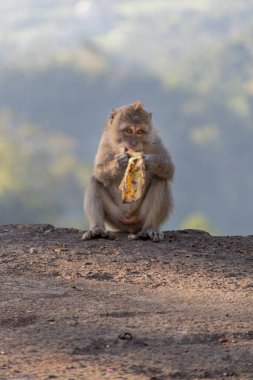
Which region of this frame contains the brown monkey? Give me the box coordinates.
[82,101,174,242]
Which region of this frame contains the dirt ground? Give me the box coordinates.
[0,224,253,380]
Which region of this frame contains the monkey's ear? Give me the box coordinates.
[109,109,117,123]
[133,100,143,111]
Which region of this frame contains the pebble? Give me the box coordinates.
[29,247,37,254]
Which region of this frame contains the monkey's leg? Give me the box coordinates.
[82,177,115,240]
[136,178,173,242]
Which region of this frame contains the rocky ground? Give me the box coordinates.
[0,224,253,380]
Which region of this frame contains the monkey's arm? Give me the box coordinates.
[95,160,118,185]
[95,153,129,186]
[144,154,174,181]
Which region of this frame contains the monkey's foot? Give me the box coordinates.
[134,228,163,242]
[82,227,115,240]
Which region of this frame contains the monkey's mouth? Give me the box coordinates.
[124,147,141,153]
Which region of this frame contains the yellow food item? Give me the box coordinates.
[119,150,145,203]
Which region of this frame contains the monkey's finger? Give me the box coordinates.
[81,231,94,240]
[143,155,151,169]
[115,152,129,159]
[145,228,163,242]
[118,156,129,164]
[82,228,115,240]
[101,230,115,239]
[135,231,149,240]
[151,231,164,242]
[117,157,129,168]
[135,229,163,242]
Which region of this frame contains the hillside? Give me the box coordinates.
[1,224,253,379]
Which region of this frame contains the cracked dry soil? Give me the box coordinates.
[0,224,253,380]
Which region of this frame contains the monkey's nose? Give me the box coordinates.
[130,139,138,147]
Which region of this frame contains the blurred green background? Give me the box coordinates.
[1,0,253,235]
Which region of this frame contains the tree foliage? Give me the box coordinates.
[181,212,217,235]
[0,109,88,226]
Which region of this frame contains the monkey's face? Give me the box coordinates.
[118,123,150,152]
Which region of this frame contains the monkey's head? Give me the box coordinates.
[109,101,153,152]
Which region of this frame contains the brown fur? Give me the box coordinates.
[82,101,174,242]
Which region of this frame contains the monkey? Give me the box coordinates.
[82,100,174,242]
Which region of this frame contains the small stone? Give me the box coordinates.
[29,247,37,254]
[170,370,182,378]
[26,345,37,353]
[118,332,133,340]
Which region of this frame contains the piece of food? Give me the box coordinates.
[119,150,145,203]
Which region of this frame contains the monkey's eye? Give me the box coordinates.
[124,127,132,134]
[136,130,144,135]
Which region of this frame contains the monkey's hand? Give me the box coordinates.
[115,152,129,169]
[143,154,174,180]
[142,154,155,170]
